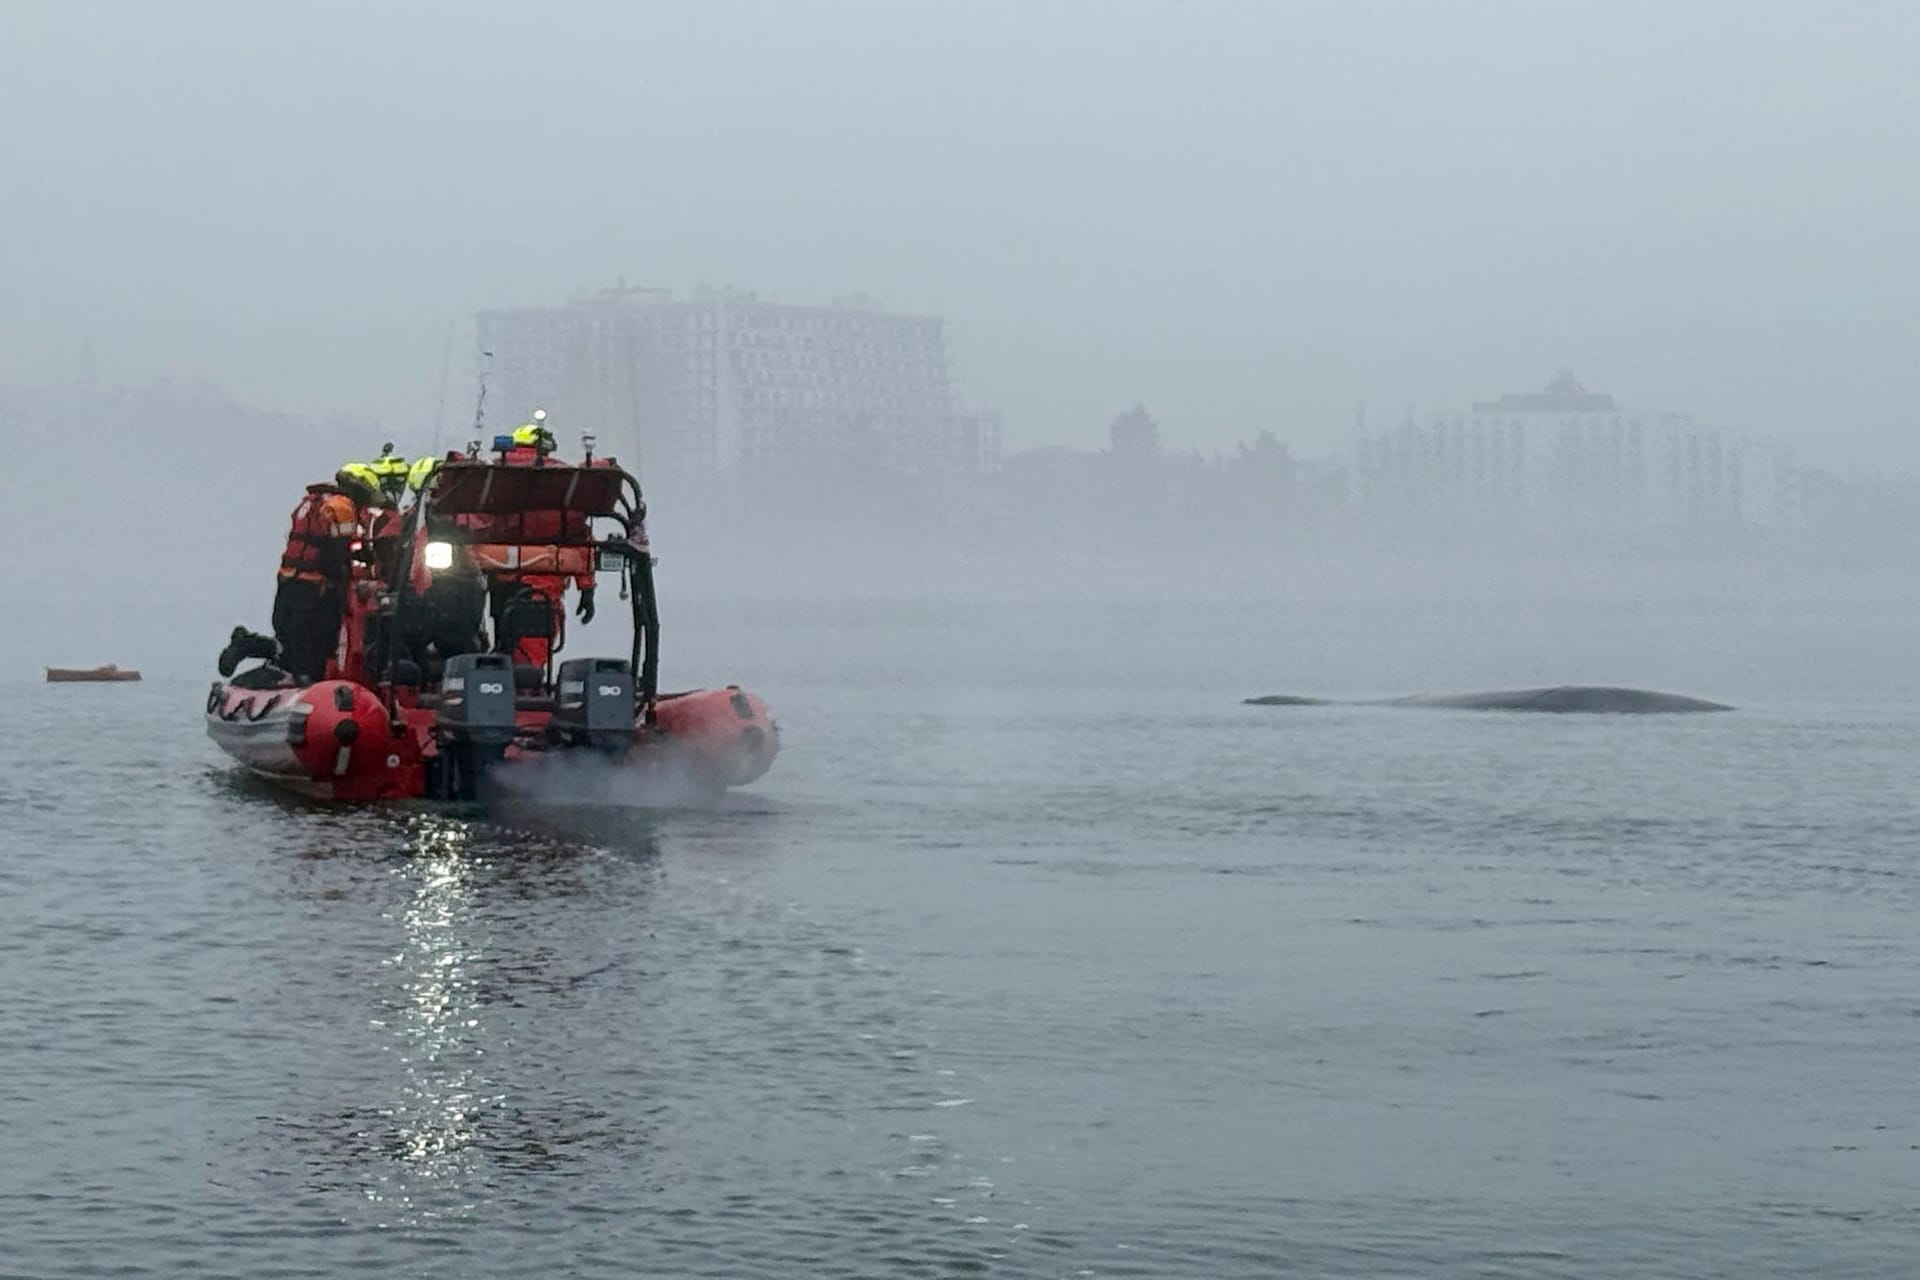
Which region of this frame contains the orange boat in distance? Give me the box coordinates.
[46,664,143,683]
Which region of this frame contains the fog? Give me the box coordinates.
[4,1,1920,683]
[14,13,1920,1272]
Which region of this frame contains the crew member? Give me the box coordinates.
[392,456,487,675]
[272,468,377,682]
[338,457,407,583]
[479,411,596,668]
[501,413,559,466]
[366,443,412,505]
[406,454,442,495]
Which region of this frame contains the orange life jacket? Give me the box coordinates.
[467,543,595,580]
[461,448,596,587]
[278,485,361,584]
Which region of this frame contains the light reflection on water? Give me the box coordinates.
[382,815,484,1186]
[266,808,668,1228]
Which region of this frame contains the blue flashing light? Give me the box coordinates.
[491,434,514,452]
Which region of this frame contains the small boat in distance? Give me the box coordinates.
[46,664,143,683]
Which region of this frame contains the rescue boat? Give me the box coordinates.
[205,440,779,801]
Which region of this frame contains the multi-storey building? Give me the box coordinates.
[474,283,1000,483]
[1351,371,1804,533]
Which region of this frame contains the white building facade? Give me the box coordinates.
[1352,371,1805,535]
[475,284,1000,484]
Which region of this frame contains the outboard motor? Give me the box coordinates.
[552,657,637,752]
[435,652,517,798]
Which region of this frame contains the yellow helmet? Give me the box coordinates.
[511,408,555,451]
[334,463,381,506]
[365,449,409,502]
[368,449,410,481]
[407,456,441,492]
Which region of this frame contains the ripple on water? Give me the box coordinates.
[7,662,1920,1276]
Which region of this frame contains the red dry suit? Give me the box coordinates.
[272,484,363,682]
[365,505,406,584]
[464,445,597,667]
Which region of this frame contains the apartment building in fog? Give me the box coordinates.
[1351,370,1804,531]
[474,283,1000,483]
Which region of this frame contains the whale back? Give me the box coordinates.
[1389,686,1733,713]
[1245,685,1733,713]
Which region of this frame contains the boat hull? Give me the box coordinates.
[206,680,424,801]
[653,686,781,789]
[48,666,141,682]
[205,679,779,802]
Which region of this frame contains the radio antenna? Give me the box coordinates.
[471,348,494,439]
[428,320,455,453]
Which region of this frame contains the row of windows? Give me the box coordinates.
[489,350,947,388]
[1353,487,1770,518]
[719,356,945,379]
[660,341,941,361]
[680,308,926,327]
[655,333,942,359]
[484,328,944,365]
[671,328,942,351]
[1364,459,1750,485]
[1424,413,1688,432]
[1366,435,1746,467]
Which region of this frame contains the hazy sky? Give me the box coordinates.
[3,0,1917,464]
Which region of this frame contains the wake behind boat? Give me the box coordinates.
[206,424,779,801]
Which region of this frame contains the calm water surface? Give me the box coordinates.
[4,599,1919,1276]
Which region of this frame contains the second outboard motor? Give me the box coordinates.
[552,657,636,751]
[435,652,517,798]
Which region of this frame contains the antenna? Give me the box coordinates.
[428,320,455,453]
[471,348,494,439]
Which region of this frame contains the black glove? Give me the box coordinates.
[575,586,596,624]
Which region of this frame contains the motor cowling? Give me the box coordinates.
[552,657,636,751]
[437,653,516,746]
[434,653,517,800]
